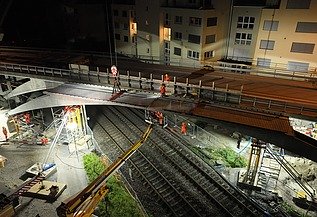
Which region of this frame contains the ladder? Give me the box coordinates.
[257,144,282,192]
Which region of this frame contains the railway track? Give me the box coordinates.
[92,107,204,216]
[90,106,263,216]
[115,106,264,217]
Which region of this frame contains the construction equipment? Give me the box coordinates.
[56,124,153,217]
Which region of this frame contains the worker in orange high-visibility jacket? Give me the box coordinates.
[2,127,8,141]
[155,111,163,126]
[164,73,170,82]
[181,122,187,135]
[24,113,31,124]
[160,84,166,96]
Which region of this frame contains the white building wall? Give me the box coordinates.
[254,0,317,71]
[227,6,262,62]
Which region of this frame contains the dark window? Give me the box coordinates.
[189,17,202,26]
[175,16,183,24]
[122,10,127,17]
[123,23,128,30]
[286,0,310,9]
[204,51,214,59]
[237,16,255,29]
[174,47,181,56]
[291,42,315,54]
[115,34,120,40]
[296,22,317,33]
[114,22,120,29]
[174,32,182,40]
[188,34,200,44]
[207,17,217,27]
[124,36,128,42]
[263,20,279,31]
[205,34,215,44]
[113,10,118,16]
[260,40,275,50]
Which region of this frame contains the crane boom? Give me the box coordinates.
[56,124,153,217]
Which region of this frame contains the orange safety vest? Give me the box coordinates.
[181,123,187,134]
[2,127,7,139]
[160,85,166,95]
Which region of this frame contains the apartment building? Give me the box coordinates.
[227,6,263,62]
[112,0,231,66]
[254,0,317,71]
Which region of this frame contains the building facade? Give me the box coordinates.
[254,0,317,71]
[112,0,317,72]
[112,0,231,67]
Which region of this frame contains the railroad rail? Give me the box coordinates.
[0,62,316,119]
[91,105,264,216]
[93,108,204,216]
[117,106,264,217]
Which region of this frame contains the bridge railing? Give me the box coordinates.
[0,62,316,119]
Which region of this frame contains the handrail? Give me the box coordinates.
[0,62,316,119]
[266,144,316,200]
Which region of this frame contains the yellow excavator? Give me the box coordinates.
[56,124,153,217]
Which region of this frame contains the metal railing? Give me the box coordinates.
[0,62,316,119]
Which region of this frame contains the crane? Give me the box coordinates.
[56,124,153,217]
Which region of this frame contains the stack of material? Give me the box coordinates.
[0,155,7,168]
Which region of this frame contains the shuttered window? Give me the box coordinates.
[291,42,315,54]
[296,22,317,33]
[286,0,310,9]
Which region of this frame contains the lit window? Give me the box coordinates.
[235,32,252,45]
[145,20,149,25]
[187,50,199,59]
[257,58,271,67]
[237,16,255,29]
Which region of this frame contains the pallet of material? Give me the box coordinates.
[23,181,67,201]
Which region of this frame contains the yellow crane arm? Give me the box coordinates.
[56,124,153,217]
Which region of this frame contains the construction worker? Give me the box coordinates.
[155,112,163,126]
[41,137,49,146]
[181,122,187,135]
[160,84,166,96]
[24,113,30,124]
[2,127,8,141]
[164,73,170,82]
